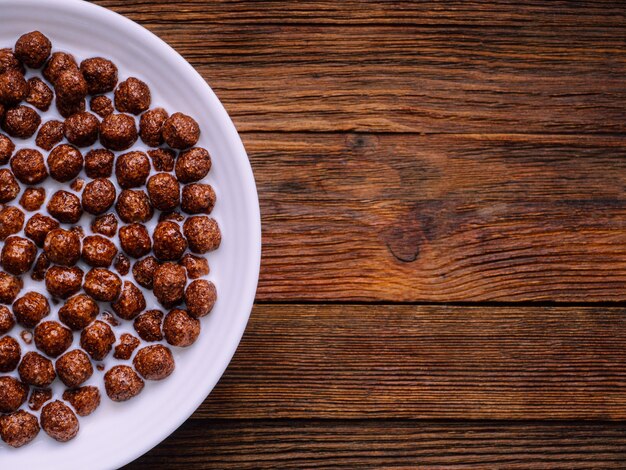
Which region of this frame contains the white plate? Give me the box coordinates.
[0,0,261,468]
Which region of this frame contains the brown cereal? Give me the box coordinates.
[80,57,118,95]
[1,236,37,275]
[163,112,200,149]
[99,113,137,151]
[153,263,186,308]
[115,189,153,223]
[0,336,21,372]
[30,253,50,281]
[44,265,83,299]
[132,256,159,289]
[180,254,209,279]
[80,320,115,361]
[56,349,93,388]
[148,148,175,172]
[91,213,118,237]
[48,144,84,182]
[28,387,52,411]
[116,151,150,189]
[19,187,45,211]
[0,206,24,241]
[0,306,15,334]
[104,365,144,402]
[85,148,114,178]
[183,216,221,253]
[81,235,117,268]
[58,294,99,331]
[112,281,146,321]
[114,77,151,115]
[153,221,187,261]
[13,292,50,328]
[0,376,28,413]
[40,400,79,442]
[175,147,211,183]
[0,133,15,164]
[2,105,41,139]
[182,184,216,214]
[64,111,99,147]
[147,173,180,212]
[163,309,200,347]
[18,351,55,387]
[26,77,53,111]
[0,410,40,448]
[113,333,140,360]
[83,268,122,302]
[20,331,32,345]
[0,169,20,203]
[90,95,114,118]
[47,190,83,224]
[63,386,100,417]
[44,228,81,266]
[0,69,29,106]
[0,48,24,75]
[119,223,152,259]
[139,107,168,147]
[114,253,130,276]
[185,280,217,318]
[133,344,174,381]
[56,97,85,118]
[134,310,163,342]
[25,213,59,247]
[34,321,73,358]
[11,148,47,184]
[70,178,85,192]
[43,52,78,84]
[159,211,185,223]
[82,178,116,215]
[55,68,88,103]
[0,272,22,304]
[14,31,51,68]
[35,119,63,150]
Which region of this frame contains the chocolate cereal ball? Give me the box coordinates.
[104,365,144,402]
[114,77,151,115]
[90,95,114,118]
[0,336,21,372]
[0,272,22,305]
[0,134,15,164]
[35,119,63,151]
[132,256,159,289]
[55,68,88,103]
[99,113,137,151]
[18,351,55,387]
[163,309,200,347]
[34,321,72,358]
[1,236,36,275]
[63,386,100,417]
[0,206,24,242]
[183,216,221,253]
[83,268,121,302]
[0,377,28,413]
[0,48,24,75]
[58,294,99,331]
[0,169,20,203]
[153,221,187,261]
[0,69,29,106]
[163,113,200,149]
[44,228,81,266]
[134,310,163,342]
[147,173,180,212]
[64,111,99,147]
[44,266,84,299]
[112,281,146,320]
[25,213,59,247]
[0,306,15,334]
[40,400,79,442]
[81,320,115,361]
[139,107,168,147]
[15,31,51,68]
[48,144,83,182]
[28,388,52,411]
[116,151,150,189]
[0,410,40,448]
[115,189,153,223]
[113,333,140,360]
[43,52,78,84]
[26,77,53,111]
[82,178,116,215]
[13,292,50,328]
[119,223,152,259]
[85,148,114,178]
[19,187,45,211]
[148,148,175,172]
[80,57,118,95]
[47,190,83,224]
[134,345,174,381]
[30,253,50,281]
[175,147,211,183]
[11,148,47,184]
[153,263,187,308]
[2,105,41,139]
[56,349,93,388]
[56,97,85,119]
[91,213,118,238]
[180,254,209,279]
[185,280,217,318]
[114,253,130,276]
[182,184,216,214]
[81,235,117,267]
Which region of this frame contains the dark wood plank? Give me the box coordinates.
[91,1,626,133]
[124,418,626,469]
[198,304,626,420]
[249,133,626,302]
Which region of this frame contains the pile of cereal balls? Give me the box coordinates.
[0,31,220,448]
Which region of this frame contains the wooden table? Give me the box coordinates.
[89,1,626,467]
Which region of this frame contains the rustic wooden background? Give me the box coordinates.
[87,1,626,467]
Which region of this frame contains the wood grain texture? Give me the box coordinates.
[92,1,626,133]
[249,133,626,301]
[124,419,626,469]
[198,304,626,420]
